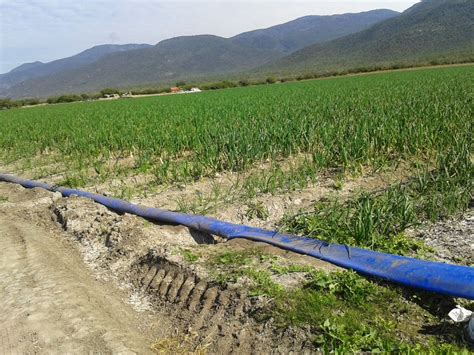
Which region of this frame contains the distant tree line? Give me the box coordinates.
[1,57,472,110]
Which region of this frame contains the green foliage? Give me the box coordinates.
[209,251,470,352]
[59,95,83,103]
[100,88,121,96]
[0,98,41,109]
[47,94,85,104]
[209,250,282,296]
[245,201,269,221]
[272,270,468,353]
[181,249,200,262]
[269,0,474,75]
[130,87,170,95]
[306,270,378,305]
[283,131,472,255]
[200,80,238,90]
[211,250,256,266]
[243,268,284,297]
[270,264,314,275]
[18,98,41,106]
[0,99,21,109]
[57,175,87,188]
[0,67,471,195]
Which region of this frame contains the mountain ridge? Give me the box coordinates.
[3,2,473,99]
[231,9,399,54]
[0,44,152,90]
[261,0,474,74]
[0,9,399,98]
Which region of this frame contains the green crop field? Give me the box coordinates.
[2,65,472,249]
[0,66,470,178]
[1,66,472,232]
[0,65,473,353]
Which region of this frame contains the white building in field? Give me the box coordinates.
[181,87,202,94]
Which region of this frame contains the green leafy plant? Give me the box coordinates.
[181,249,200,263]
[245,201,270,221]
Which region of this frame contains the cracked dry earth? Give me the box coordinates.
[0,182,336,354]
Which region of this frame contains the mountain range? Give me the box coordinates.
[0,44,151,91]
[1,0,473,99]
[263,0,474,74]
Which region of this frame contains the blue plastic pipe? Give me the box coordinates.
[1,173,473,300]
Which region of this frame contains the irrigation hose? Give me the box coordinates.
[1,173,473,300]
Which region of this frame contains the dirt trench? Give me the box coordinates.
[0,182,334,353]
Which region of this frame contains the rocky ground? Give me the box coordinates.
[407,209,473,266]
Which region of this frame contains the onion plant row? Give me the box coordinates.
[0,66,472,188]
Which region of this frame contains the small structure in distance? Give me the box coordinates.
[104,93,120,99]
[182,87,202,94]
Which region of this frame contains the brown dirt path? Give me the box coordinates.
[0,182,333,353]
[0,210,157,354]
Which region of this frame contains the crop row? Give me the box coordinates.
[0,66,472,187]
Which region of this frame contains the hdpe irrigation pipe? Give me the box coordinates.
[1,173,473,300]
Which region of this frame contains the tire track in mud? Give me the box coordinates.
[130,255,311,353]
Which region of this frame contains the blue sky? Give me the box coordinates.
[0,0,419,74]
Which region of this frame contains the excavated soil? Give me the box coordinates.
[0,182,336,353]
[1,175,471,353]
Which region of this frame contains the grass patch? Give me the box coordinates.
[209,250,281,296]
[181,249,200,263]
[210,249,275,266]
[245,201,270,221]
[209,251,471,352]
[57,174,88,188]
[0,196,8,203]
[271,271,469,353]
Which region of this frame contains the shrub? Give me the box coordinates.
[0,99,20,109]
[201,81,237,90]
[56,95,83,103]
[18,98,40,106]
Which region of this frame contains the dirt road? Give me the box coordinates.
[0,182,327,353]
[0,209,156,354]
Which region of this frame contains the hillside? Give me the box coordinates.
[232,9,398,54]
[0,36,276,98]
[3,1,473,100]
[0,10,397,99]
[264,0,474,74]
[0,44,152,91]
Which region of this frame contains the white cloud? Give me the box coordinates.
[0,0,419,73]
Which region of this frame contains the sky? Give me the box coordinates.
[0,0,419,74]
